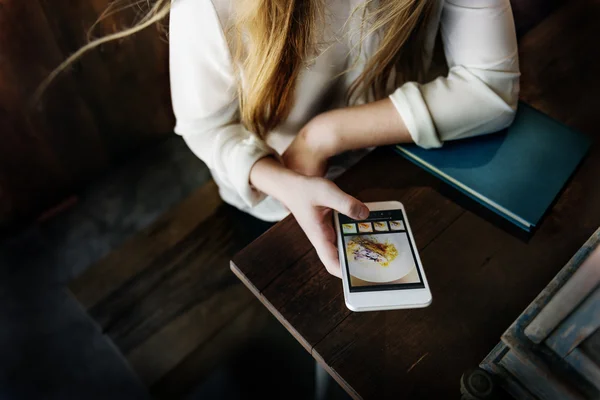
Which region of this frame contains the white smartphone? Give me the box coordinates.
[334,201,432,312]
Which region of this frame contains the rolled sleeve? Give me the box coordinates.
[389,82,442,149]
[389,0,520,148]
[212,128,277,207]
[170,0,276,207]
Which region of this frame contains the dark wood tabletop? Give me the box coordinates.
[231,1,600,398]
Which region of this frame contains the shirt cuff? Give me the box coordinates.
[227,135,279,208]
[389,83,443,149]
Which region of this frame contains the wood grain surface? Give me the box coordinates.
[69,180,274,394]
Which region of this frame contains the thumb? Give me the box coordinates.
[319,182,369,220]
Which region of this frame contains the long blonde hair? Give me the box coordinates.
[38,0,435,136]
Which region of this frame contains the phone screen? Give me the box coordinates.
[338,209,425,292]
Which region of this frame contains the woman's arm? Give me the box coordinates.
[283,99,412,176]
[249,157,369,277]
[389,0,520,148]
[171,0,278,207]
[171,0,368,277]
[284,0,520,176]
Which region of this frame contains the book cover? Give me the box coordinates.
[396,103,592,231]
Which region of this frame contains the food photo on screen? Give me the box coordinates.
[343,233,420,288]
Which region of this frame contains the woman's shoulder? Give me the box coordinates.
[207,0,235,28]
[171,0,236,41]
[171,0,234,26]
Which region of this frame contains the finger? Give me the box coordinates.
[318,182,369,220]
[316,210,342,277]
[319,241,342,279]
[299,222,342,279]
[321,216,337,244]
[312,231,341,278]
[319,214,342,278]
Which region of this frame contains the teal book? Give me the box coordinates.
[395,103,592,232]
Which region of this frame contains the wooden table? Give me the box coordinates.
[231,1,600,398]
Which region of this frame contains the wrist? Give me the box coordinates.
[250,156,305,203]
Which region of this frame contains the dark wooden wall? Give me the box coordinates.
[0,0,566,232]
[511,0,568,36]
[0,0,174,231]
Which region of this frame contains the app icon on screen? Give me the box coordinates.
[373,221,389,232]
[358,222,373,233]
[342,224,358,234]
[389,220,405,231]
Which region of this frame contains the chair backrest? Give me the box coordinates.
[0,0,174,232]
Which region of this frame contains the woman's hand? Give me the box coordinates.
[282,113,339,177]
[282,176,369,277]
[250,157,369,278]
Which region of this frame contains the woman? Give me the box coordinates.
[41,0,517,277]
[170,0,519,277]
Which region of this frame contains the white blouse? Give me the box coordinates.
[169,0,520,221]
